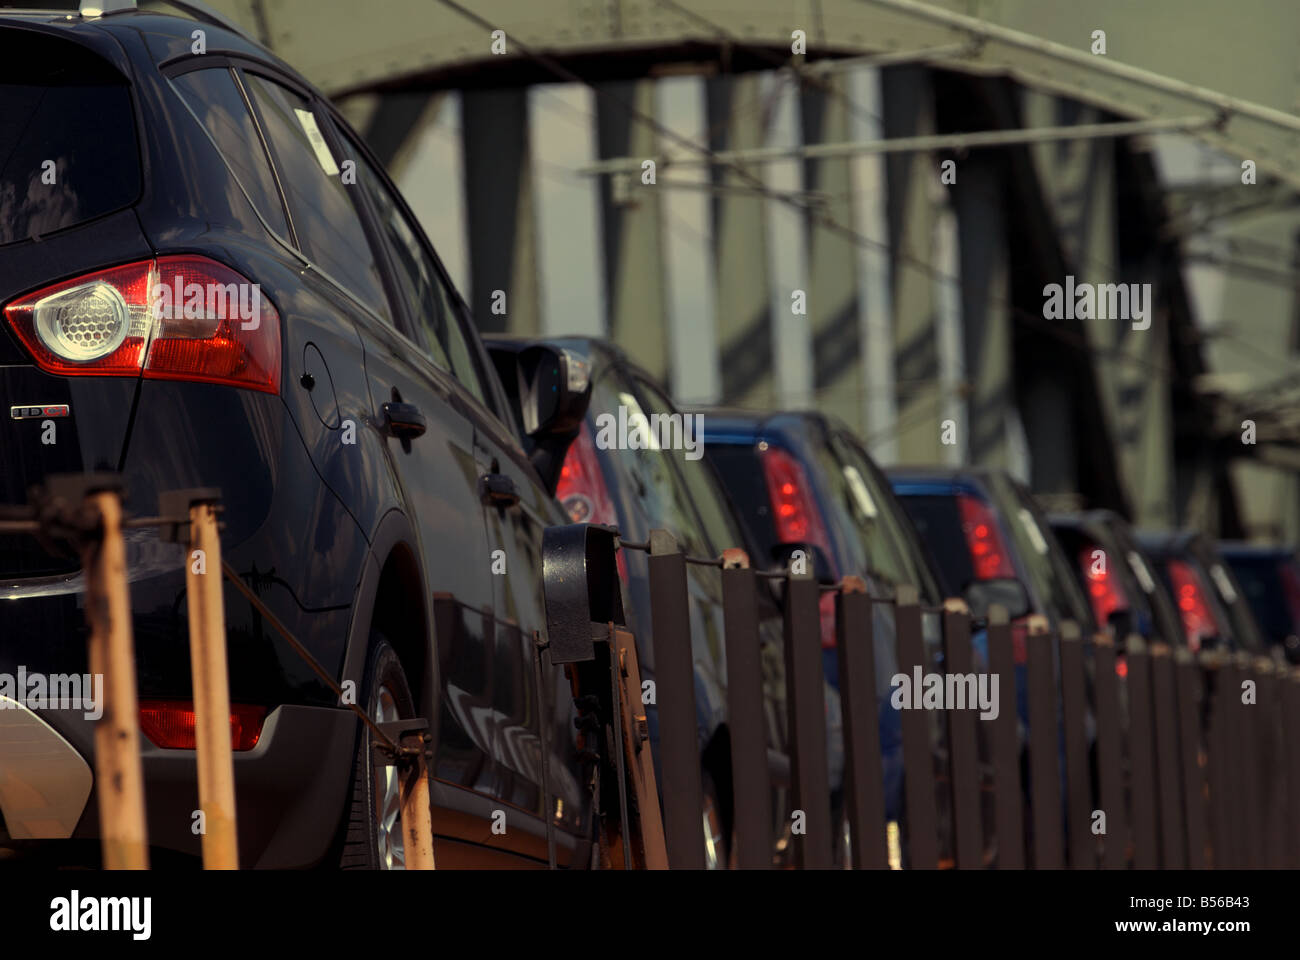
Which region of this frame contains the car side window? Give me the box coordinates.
[634,378,744,556]
[168,67,290,239]
[242,73,389,319]
[342,143,488,406]
[587,370,708,558]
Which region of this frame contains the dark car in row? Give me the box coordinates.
[1,4,599,869]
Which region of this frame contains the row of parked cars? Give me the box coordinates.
[489,327,1300,867]
[3,4,1295,870]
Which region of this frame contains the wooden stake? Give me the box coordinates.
[185,502,239,869]
[82,489,149,869]
[400,735,437,870]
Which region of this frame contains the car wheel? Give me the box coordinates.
[701,770,729,869]
[340,634,416,870]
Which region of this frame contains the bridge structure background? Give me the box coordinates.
[204,0,1300,542]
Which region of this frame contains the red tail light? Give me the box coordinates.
[139,699,267,751]
[1168,559,1220,651]
[762,446,832,556]
[4,256,280,393]
[957,494,1014,580]
[1079,545,1127,628]
[557,420,627,581]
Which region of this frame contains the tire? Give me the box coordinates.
[340,634,417,870]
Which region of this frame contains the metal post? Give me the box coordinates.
[1175,647,1208,868]
[1025,616,1063,868]
[1284,667,1300,868]
[80,485,149,869]
[1126,635,1159,868]
[1150,644,1186,868]
[836,577,887,869]
[942,600,981,869]
[1058,622,1094,868]
[647,529,705,868]
[1205,653,1233,868]
[895,584,939,869]
[1231,653,1261,867]
[1093,635,1128,869]
[782,571,832,868]
[183,497,239,869]
[721,551,771,869]
[1255,657,1284,868]
[399,731,436,870]
[985,605,1024,868]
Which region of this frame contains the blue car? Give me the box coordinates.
[696,410,964,854]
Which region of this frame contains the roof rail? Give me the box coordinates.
[161,0,257,44]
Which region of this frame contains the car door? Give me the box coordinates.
[240,72,503,820]
[335,131,588,860]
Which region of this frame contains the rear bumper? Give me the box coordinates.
[3,700,358,868]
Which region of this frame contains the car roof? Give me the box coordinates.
[1,5,306,85]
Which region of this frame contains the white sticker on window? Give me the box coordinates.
[842,465,878,519]
[1127,550,1157,594]
[294,108,340,177]
[1017,507,1049,555]
[1209,563,1239,604]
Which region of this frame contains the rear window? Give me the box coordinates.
[707,443,781,563]
[0,32,140,245]
[894,494,972,596]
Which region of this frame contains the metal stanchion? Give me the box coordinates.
[836,576,887,869]
[1058,622,1094,868]
[1127,635,1159,868]
[941,599,981,869]
[1151,643,1186,868]
[1204,652,1233,868]
[986,606,1024,868]
[1174,647,1208,868]
[647,529,706,868]
[895,584,939,869]
[782,568,832,868]
[720,550,771,869]
[1232,653,1262,867]
[81,482,150,870]
[1025,616,1062,868]
[1092,635,1127,869]
[1284,667,1300,868]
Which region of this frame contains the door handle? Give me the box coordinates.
[381,401,426,440]
[479,472,520,508]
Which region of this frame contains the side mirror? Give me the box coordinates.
[485,339,593,496]
[963,578,1031,620]
[770,542,836,585]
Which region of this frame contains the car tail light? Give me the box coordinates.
[1168,559,1219,651]
[761,446,836,645]
[957,494,1015,580]
[557,420,627,581]
[4,256,280,393]
[1079,544,1127,629]
[762,446,832,556]
[139,699,267,751]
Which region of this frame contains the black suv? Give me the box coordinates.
[0,5,592,868]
